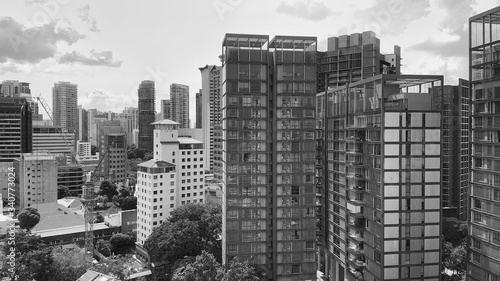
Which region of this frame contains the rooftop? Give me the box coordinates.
[269,35,317,49]
[223,33,269,47]
[178,137,203,145]
[151,119,180,125]
[137,159,175,169]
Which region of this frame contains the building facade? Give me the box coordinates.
[468,6,500,281]
[320,74,443,281]
[78,105,89,142]
[317,31,401,92]
[170,83,190,128]
[221,34,317,280]
[138,81,155,151]
[159,100,171,121]
[14,152,58,210]
[199,65,223,178]
[0,97,32,162]
[431,80,471,220]
[196,90,202,128]
[52,82,79,141]
[98,124,127,183]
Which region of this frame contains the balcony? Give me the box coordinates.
[348,230,364,242]
[349,185,365,191]
[346,136,364,142]
[348,245,364,256]
[348,255,366,269]
[347,173,365,180]
[348,217,364,228]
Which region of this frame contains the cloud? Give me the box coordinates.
[59,50,123,67]
[276,0,334,21]
[77,4,99,32]
[0,17,84,63]
[407,0,473,58]
[80,89,137,112]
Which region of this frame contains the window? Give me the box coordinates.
[291,264,300,274]
[374,250,381,263]
[493,232,500,245]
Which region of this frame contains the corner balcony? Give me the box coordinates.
[348,254,366,269]
[347,217,365,229]
[346,136,364,143]
[347,265,364,281]
[348,241,364,256]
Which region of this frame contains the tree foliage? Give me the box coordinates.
[99,181,119,201]
[49,245,89,281]
[57,185,71,199]
[441,220,467,280]
[121,196,137,210]
[144,203,222,269]
[171,251,266,281]
[110,233,134,254]
[17,207,41,231]
[96,239,112,257]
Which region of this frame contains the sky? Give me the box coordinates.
[1,0,500,123]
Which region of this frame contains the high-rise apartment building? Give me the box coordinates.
[200,65,223,178]
[0,97,33,162]
[98,124,127,183]
[78,105,89,142]
[14,152,58,210]
[196,90,202,128]
[431,80,470,220]
[138,80,155,151]
[52,82,79,141]
[135,119,206,260]
[317,31,401,91]
[170,83,190,128]
[159,100,171,121]
[318,74,443,281]
[468,6,500,281]
[221,34,317,280]
[0,80,31,97]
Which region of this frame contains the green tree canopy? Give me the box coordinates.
[121,196,137,210]
[145,203,222,268]
[99,181,119,201]
[109,233,133,254]
[17,207,41,231]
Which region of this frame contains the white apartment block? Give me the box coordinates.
[136,160,176,246]
[136,119,206,249]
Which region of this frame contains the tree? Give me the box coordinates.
[57,185,71,199]
[15,247,54,281]
[99,181,119,201]
[110,233,133,254]
[96,239,112,257]
[119,188,131,198]
[121,196,137,210]
[1,231,46,280]
[17,207,41,231]
[443,221,467,246]
[170,252,267,281]
[144,203,222,277]
[49,245,89,281]
[171,251,223,281]
[222,258,267,281]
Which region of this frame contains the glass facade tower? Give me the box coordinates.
[221,34,317,280]
[468,6,500,281]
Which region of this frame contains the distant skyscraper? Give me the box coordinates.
[199,65,222,178]
[170,83,189,128]
[78,105,89,142]
[98,123,127,183]
[431,79,470,220]
[160,99,171,120]
[221,34,317,280]
[468,6,500,281]
[138,80,155,151]
[317,31,401,91]
[52,82,79,141]
[196,89,202,128]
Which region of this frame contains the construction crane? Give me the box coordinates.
[82,141,115,267]
[36,95,97,265]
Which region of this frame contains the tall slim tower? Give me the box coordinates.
[221,34,317,280]
[170,83,189,128]
[52,81,79,140]
[196,90,202,128]
[199,65,222,177]
[468,6,500,281]
[138,80,155,151]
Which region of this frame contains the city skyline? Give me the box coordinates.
[2,0,499,123]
